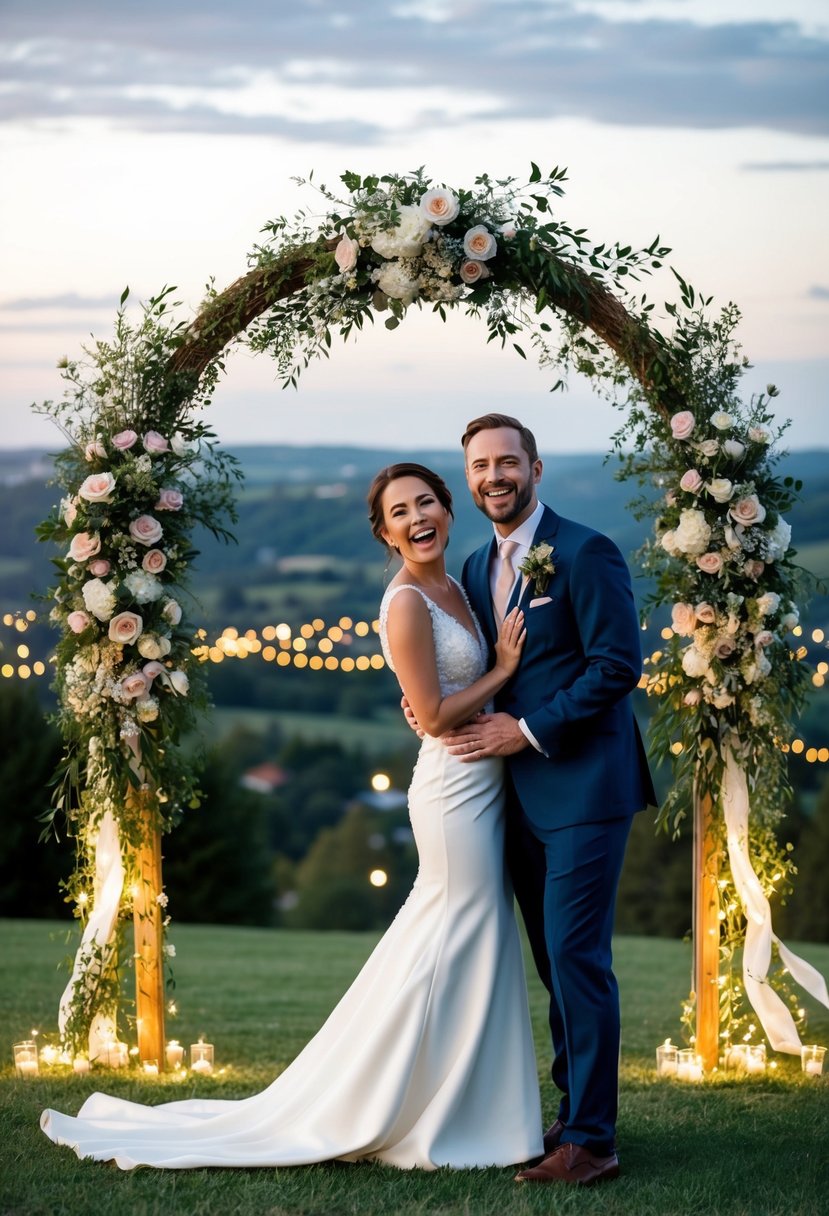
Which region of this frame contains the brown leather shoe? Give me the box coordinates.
[542,1118,566,1155]
[515,1141,620,1185]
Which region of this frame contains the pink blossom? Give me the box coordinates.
[754,630,774,647]
[714,637,736,660]
[112,429,138,450]
[419,188,460,226]
[142,549,167,574]
[671,602,697,637]
[142,661,166,681]
[459,259,490,285]
[108,610,143,645]
[120,672,150,700]
[670,411,695,440]
[155,488,183,512]
[743,559,765,580]
[84,439,106,461]
[679,468,703,494]
[729,495,766,527]
[68,532,101,562]
[67,610,91,634]
[129,515,163,546]
[88,558,111,577]
[683,689,702,706]
[695,602,716,624]
[696,552,724,575]
[334,235,359,273]
[462,225,497,260]
[143,430,169,454]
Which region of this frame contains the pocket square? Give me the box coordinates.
[529,596,553,608]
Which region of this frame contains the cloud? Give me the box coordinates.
[0,1,827,138]
[0,292,122,311]
[742,161,829,171]
[807,285,829,300]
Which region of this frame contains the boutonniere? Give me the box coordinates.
[519,542,556,596]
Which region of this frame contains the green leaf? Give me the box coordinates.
[513,343,527,360]
[529,161,542,183]
[384,317,400,330]
[119,286,130,306]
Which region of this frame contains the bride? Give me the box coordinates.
[41,462,543,1172]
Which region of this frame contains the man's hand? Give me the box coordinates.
[443,713,529,761]
[401,694,425,740]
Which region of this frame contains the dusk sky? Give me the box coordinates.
[1,0,827,454]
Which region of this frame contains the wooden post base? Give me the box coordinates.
[694,789,720,1071]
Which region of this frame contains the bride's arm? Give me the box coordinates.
[384,589,525,737]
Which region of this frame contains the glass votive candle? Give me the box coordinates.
[73,1056,90,1075]
[13,1041,39,1077]
[165,1040,185,1070]
[676,1048,703,1082]
[801,1045,826,1077]
[725,1043,748,1071]
[39,1044,59,1067]
[103,1041,129,1068]
[190,1042,214,1075]
[656,1039,678,1076]
[142,1059,159,1076]
[746,1044,766,1074]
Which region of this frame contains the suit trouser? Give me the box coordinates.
[506,804,633,1156]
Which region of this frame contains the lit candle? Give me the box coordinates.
[801,1045,825,1077]
[656,1039,678,1077]
[726,1044,749,1071]
[13,1041,39,1077]
[190,1042,214,1075]
[165,1040,184,1069]
[746,1044,766,1074]
[676,1049,703,1081]
[142,1060,159,1076]
[73,1056,90,1075]
[39,1045,59,1067]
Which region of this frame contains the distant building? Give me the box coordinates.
[240,762,289,794]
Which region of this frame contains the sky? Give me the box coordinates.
[1,0,827,454]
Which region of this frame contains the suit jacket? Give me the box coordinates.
[462,504,656,830]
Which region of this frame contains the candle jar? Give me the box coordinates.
[13,1041,39,1077]
[726,1043,749,1071]
[801,1045,826,1077]
[676,1049,703,1082]
[746,1044,766,1074]
[656,1041,678,1076]
[190,1042,214,1075]
[39,1044,59,1067]
[165,1040,185,1070]
[142,1059,159,1076]
[73,1056,91,1075]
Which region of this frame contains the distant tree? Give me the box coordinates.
[0,681,70,917]
[615,810,692,939]
[775,771,829,942]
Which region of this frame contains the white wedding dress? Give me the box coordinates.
[41,582,542,1171]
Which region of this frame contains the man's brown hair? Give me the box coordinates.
[461,413,539,464]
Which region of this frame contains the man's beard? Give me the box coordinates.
[474,478,535,524]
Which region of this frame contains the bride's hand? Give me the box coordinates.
[493,607,526,678]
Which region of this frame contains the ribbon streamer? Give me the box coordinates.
[722,747,829,1053]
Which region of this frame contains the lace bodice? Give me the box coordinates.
[379,579,488,697]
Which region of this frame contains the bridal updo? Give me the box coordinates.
[367,463,454,551]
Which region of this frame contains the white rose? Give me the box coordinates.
[170,433,196,457]
[82,578,117,622]
[162,599,182,626]
[723,524,743,551]
[419,187,459,226]
[334,235,360,274]
[124,570,164,604]
[370,205,430,258]
[706,478,734,504]
[84,439,107,461]
[168,670,189,696]
[723,439,745,460]
[673,508,711,556]
[372,262,420,304]
[765,516,792,561]
[681,646,709,678]
[137,633,171,660]
[781,610,799,631]
[748,426,770,444]
[696,439,720,458]
[659,529,679,556]
[462,224,498,261]
[78,472,116,503]
[755,591,780,617]
[711,412,733,431]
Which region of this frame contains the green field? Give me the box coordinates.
[2,920,828,1215]
[204,706,416,754]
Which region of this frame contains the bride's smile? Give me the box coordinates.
[380,476,450,566]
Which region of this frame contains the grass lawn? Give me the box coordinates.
[2,920,827,1216]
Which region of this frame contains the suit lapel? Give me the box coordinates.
[509,505,561,610]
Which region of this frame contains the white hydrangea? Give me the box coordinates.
[371,261,421,304]
[124,570,163,603]
[369,205,430,258]
[82,577,117,622]
[673,508,712,556]
[765,516,792,562]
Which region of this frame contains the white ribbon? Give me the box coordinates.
[722,747,829,1053]
[58,808,125,1059]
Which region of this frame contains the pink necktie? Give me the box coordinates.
[493,539,518,621]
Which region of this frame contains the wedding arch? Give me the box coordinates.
[38,166,826,1073]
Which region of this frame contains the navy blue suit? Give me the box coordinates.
[462,504,656,1154]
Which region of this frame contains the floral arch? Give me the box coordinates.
[38,167,826,1072]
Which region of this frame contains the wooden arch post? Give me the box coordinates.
[163,236,719,1069]
[130,788,166,1067]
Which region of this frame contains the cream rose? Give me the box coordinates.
[462,225,497,261]
[673,509,711,556]
[713,636,736,660]
[137,633,171,660]
[334,235,359,274]
[729,495,766,527]
[68,532,101,562]
[723,439,745,460]
[143,430,169,454]
[696,439,720,458]
[82,578,117,622]
[754,630,774,647]
[696,552,724,575]
[112,429,138,450]
[679,468,703,494]
[683,689,702,706]
[155,488,184,512]
[67,610,91,634]
[108,611,143,645]
[671,602,697,637]
[419,187,460,226]
[129,515,163,546]
[162,599,182,626]
[460,259,490,285]
[62,497,78,527]
[706,478,734,504]
[748,426,770,444]
[121,672,150,700]
[681,646,709,678]
[142,549,167,574]
[670,411,695,440]
[711,411,733,431]
[78,472,116,503]
[695,602,716,624]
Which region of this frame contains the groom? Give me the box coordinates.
[445,413,656,1186]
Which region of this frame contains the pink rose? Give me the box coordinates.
[155,488,183,512]
[78,472,116,503]
[460,259,490,284]
[695,602,716,624]
[696,552,723,575]
[129,515,163,546]
[729,495,766,527]
[84,439,106,461]
[68,531,101,561]
[499,222,517,240]
[714,637,736,660]
[697,439,719,458]
[683,689,702,706]
[754,630,774,647]
[671,602,697,637]
[142,549,167,574]
[679,468,703,494]
[88,558,111,577]
[112,429,138,450]
[419,187,460,226]
[334,235,359,274]
[143,430,169,454]
[108,610,143,645]
[162,598,182,626]
[63,498,78,526]
[67,610,91,634]
[120,671,149,700]
[743,559,765,580]
[463,225,497,261]
[670,411,695,440]
[142,660,166,681]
